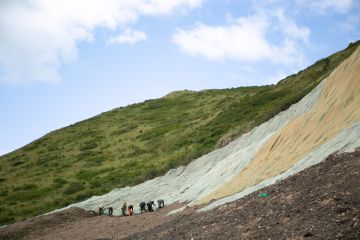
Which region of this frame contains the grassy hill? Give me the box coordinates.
[0,41,359,225]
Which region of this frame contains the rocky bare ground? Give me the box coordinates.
[128,150,360,240]
[1,150,360,240]
[0,203,189,240]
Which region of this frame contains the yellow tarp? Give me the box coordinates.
[199,46,360,204]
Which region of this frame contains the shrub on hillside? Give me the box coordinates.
[52,177,68,189]
[63,182,85,195]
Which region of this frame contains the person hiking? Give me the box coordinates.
[108,206,113,216]
[121,202,128,216]
[146,200,156,212]
[99,204,105,215]
[157,199,165,209]
[139,202,146,213]
[128,205,134,216]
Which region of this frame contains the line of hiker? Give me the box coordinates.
[98,204,113,216]
[99,199,165,216]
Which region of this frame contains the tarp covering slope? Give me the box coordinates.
[200,45,360,205]
[58,46,360,215]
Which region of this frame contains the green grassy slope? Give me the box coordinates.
[0,41,359,225]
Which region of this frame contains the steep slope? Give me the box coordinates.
[65,73,325,215]
[62,44,360,216]
[200,42,360,205]
[0,41,359,225]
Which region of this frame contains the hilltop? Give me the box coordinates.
[0,41,359,225]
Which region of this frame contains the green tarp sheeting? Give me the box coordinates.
[258,193,269,198]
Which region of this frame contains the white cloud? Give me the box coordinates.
[0,0,202,84]
[295,0,354,13]
[173,12,308,67]
[173,16,269,61]
[274,9,310,43]
[108,29,147,45]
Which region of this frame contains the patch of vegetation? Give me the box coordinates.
[12,184,38,191]
[63,182,85,195]
[79,140,99,151]
[0,41,359,225]
[52,177,68,189]
[0,207,15,226]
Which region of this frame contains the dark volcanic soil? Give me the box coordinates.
[1,150,360,240]
[127,150,360,240]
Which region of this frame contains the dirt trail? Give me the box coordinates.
[0,203,188,240]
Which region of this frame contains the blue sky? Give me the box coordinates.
[1,0,360,156]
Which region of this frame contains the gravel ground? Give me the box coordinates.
[128,150,360,240]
